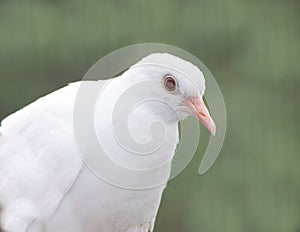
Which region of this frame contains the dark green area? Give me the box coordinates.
[0,0,299,231]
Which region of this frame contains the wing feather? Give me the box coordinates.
[0,82,86,231]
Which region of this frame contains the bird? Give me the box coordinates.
[0,53,215,232]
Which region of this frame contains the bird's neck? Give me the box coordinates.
[92,77,179,188]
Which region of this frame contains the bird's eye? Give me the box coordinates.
[163,75,177,92]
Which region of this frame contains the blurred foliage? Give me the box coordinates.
[0,0,299,231]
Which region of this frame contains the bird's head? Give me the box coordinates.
[121,53,216,135]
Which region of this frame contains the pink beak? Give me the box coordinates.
[187,97,216,136]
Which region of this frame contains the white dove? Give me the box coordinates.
[0,53,215,232]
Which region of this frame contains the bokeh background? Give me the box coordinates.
[0,0,299,231]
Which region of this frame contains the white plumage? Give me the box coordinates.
[0,53,215,232]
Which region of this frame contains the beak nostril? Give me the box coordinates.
[199,112,206,118]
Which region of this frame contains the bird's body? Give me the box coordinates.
[0,81,169,231]
[0,53,215,232]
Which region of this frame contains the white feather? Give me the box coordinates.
[0,53,206,232]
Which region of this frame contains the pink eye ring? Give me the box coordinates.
[163,74,177,92]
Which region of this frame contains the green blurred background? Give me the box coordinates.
[0,0,299,231]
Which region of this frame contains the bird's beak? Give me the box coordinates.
[187,96,216,136]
